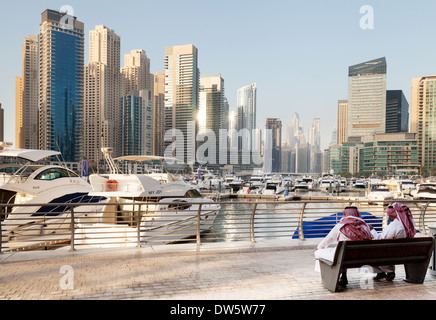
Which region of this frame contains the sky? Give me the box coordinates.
[1,0,436,152]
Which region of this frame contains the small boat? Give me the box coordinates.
[411,183,436,200]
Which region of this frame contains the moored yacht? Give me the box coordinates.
[0,144,107,244]
[78,149,221,247]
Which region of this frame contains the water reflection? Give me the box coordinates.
[204,191,398,243]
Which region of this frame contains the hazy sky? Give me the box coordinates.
[1,0,435,151]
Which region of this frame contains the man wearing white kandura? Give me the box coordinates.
[315,206,373,288]
[370,202,417,281]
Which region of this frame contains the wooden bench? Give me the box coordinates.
[318,237,435,292]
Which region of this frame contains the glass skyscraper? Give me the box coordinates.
[39,9,84,162]
[347,57,387,140]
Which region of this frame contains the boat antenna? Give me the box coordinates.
[101,147,119,174]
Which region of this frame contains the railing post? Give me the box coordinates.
[196,203,203,246]
[137,205,142,248]
[0,211,3,255]
[420,202,430,234]
[69,205,76,252]
[298,202,307,240]
[250,203,258,243]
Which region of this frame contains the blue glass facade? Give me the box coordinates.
[50,30,83,162]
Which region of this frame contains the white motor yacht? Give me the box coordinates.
[366,183,395,203]
[0,145,107,244]
[411,183,436,200]
[78,149,221,247]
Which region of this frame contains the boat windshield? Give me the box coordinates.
[35,168,79,181]
[372,185,389,192]
[418,185,436,193]
[184,189,203,198]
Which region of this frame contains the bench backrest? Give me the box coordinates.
[334,237,434,269]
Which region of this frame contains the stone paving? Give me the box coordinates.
[1,238,436,301]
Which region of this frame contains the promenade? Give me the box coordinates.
[1,238,436,301]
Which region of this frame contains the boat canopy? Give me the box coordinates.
[113,155,179,162]
[0,149,61,162]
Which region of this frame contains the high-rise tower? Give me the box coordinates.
[38,9,84,162]
[164,44,200,164]
[347,57,387,140]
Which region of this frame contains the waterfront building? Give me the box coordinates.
[16,35,38,149]
[121,90,153,156]
[199,74,228,165]
[411,76,436,169]
[337,100,348,145]
[153,71,165,157]
[329,143,362,175]
[347,57,387,140]
[359,133,418,176]
[38,9,84,162]
[265,118,282,172]
[84,25,122,164]
[386,90,409,133]
[164,44,200,164]
[236,83,257,151]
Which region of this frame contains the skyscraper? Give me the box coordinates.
[386,90,409,133]
[347,57,387,140]
[337,100,348,145]
[16,35,38,149]
[84,25,122,164]
[38,9,84,162]
[121,90,153,156]
[153,71,166,157]
[164,44,200,164]
[411,76,436,168]
[265,118,282,172]
[236,83,257,150]
[121,49,153,94]
[199,74,227,164]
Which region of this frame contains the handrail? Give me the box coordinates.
[2,198,436,253]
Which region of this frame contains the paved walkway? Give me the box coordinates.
[1,238,436,301]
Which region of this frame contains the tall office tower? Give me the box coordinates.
[199,74,227,164]
[411,76,436,168]
[287,112,305,148]
[236,83,257,150]
[386,90,409,133]
[164,44,200,163]
[265,118,282,172]
[308,115,321,152]
[38,9,84,162]
[84,25,122,164]
[153,72,165,156]
[347,57,387,140]
[337,100,348,145]
[121,49,153,94]
[121,90,153,156]
[16,35,38,149]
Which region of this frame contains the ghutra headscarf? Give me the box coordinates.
[339,206,373,241]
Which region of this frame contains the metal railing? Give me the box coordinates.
[2,198,436,253]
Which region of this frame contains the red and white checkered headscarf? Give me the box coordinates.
[339,207,373,241]
[387,203,416,238]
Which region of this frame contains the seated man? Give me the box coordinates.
[315,206,373,287]
[370,202,417,281]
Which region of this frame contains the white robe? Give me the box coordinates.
[314,223,352,263]
[370,218,406,240]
